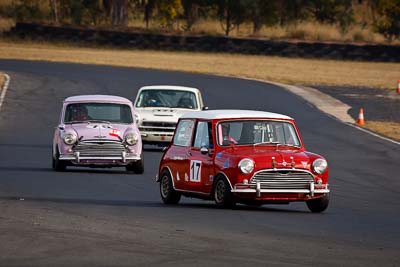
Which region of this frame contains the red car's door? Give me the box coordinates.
[186,121,214,194]
[168,119,195,191]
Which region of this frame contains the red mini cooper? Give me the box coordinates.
[157,110,330,212]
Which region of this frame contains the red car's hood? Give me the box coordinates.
[220,146,313,170]
[68,123,130,141]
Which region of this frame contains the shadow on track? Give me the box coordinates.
[0,195,309,213]
[0,166,140,175]
[176,202,309,213]
[0,143,50,149]
[0,196,163,208]
[143,145,165,152]
[0,166,54,173]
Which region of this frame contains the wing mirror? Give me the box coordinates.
[202,106,209,111]
[200,146,209,155]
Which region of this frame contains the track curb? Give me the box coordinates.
[273,81,400,146]
[0,73,10,112]
[221,75,400,146]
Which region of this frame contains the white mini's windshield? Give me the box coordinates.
[64,103,133,124]
[217,120,300,147]
[135,90,198,109]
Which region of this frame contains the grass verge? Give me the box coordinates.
[0,39,399,89]
[0,72,4,89]
[0,17,15,33]
[0,38,398,141]
[364,121,400,141]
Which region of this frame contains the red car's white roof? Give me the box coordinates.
[138,85,200,93]
[181,110,293,120]
[64,95,132,104]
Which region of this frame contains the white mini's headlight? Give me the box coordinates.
[238,158,255,174]
[312,159,328,174]
[125,133,138,145]
[63,133,77,145]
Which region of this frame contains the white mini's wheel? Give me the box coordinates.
[159,171,181,204]
[52,147,66,172]
[126,158,144,174]
[213,177,235,209]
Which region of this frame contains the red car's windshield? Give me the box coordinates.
[217,120,301,147]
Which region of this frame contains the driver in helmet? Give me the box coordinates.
[71,105,90,121]
[220,123,237,145]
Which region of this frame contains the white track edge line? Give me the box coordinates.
[0,73,10,112]
[349,123,400,146]
[215,74,400,146]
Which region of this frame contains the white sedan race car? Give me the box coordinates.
[134,85,207,146]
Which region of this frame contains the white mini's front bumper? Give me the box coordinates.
[59,152,141,163]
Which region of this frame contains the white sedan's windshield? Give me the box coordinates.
[217,120,300,147]
[64,103,133,124]
[135,90,198,109]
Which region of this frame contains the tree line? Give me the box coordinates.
[1,0,400,41]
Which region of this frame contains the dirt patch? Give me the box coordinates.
[365,121,400,141]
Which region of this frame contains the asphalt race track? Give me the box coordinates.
[0,59,399,266]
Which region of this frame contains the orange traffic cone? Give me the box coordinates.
[357,108,365,126]
[397,80,400,94]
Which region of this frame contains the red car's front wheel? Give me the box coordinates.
[213,177,235,209]
[160,171,181,204]
[306,194,330,213]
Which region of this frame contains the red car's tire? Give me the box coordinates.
[213,177,236,209]
[159,171,181,204]
[306,194,330,213]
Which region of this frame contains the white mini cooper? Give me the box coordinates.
[134,85,207,146]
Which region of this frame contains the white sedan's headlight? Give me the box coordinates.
[134,114,140,125]
[125,133,138,145]
[238,158,255,174]
[63,133,77,145]
[312,159,328,174]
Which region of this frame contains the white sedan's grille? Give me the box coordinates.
[139,121,176,132]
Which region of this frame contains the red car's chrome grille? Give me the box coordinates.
[251,169,314,189]
[73,140,127,156]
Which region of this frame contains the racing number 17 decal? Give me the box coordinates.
[190,160,202,182]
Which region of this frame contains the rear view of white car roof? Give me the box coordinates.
[139,85,200,93]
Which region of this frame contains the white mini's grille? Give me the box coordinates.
[73,140,127,156]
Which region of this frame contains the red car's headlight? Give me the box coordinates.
[312,159,328,174]
[238,158,255,174]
